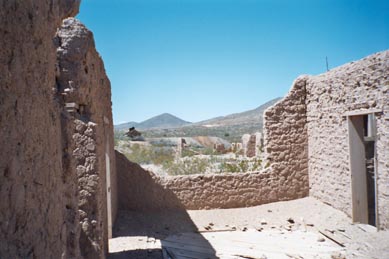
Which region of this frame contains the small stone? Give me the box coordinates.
[86,143,95,151]
[260,219,267,225]
[317,237,325,242]
[287,218,295,224]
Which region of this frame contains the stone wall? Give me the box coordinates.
[0,1,80,258]
[116,151,307,210]
[263,76,310,200]
[56,18,117,257]
[306,50,389,229]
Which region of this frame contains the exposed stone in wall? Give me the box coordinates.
[306,50,389,229]
[0,1,80,258]
[263,76,310,200]
[116,151,305,210]
[56,18,117,257]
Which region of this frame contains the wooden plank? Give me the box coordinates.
[348,116,369,224]
[318,230,345,247]
[166,247,218,259]
[167,231,341,252]
[162,248,171,259]
[163,231,344,258]
[344,108,382,116]
[161,240,216,255]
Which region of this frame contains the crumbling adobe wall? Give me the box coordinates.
[306,50,389,229]
[263,76,310,200]
[56,18,117,257]
[117,151,305,210]
[0,1,81,258]
[117,77,311,211]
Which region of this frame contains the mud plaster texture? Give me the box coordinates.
[0,3,116,258]
[305,50,389,230]
[116,51,388,231]
[0,1,80,258]
[116,151,306,211]
[56,18,117,257]
[262,76,310,200]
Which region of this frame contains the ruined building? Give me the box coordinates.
[117,50,389,230]
[0,2,116,258]
[265,50,389,230]
[0,1,388,258]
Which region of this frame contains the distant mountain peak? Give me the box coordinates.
[114,97,281,131]
[115,113,191,130]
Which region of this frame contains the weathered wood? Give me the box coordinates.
[318,230,345,247]
[163,231,344,259]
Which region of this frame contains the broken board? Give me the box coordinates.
[162,230,345,259]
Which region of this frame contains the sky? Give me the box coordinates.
[77,0,389,124]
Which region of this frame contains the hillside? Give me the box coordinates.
[115,97,282,142]
[114,121,139,131]
[140,97,282,142]
[115,113,191,130]
[194,98,282,127]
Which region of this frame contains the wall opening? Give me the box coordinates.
[348,113,377,227]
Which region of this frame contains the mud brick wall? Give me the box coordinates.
[0,1,80,258]
[262,76,310,200]
[306,50,389,229]
[116,151,306,210]
[56,18,117,257]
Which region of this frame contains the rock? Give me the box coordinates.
[287,218,295,224]
[317,237,326,242]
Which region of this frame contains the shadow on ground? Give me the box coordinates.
[109,249,163,259]
[109,151,217,259]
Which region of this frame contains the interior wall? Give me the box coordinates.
[0,1,80,258]
[56,18,117,257]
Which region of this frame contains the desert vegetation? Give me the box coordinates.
[115,137,264,176]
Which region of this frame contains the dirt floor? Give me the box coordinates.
[108,197,389,259]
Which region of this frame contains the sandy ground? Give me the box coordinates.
[108,197,389,259]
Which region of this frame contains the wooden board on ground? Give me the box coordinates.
[162,230,345,259]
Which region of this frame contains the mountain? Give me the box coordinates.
[114,121,139,131]
[138,97,282,142]
[194,97,282,127]
[115,98,282,142]
[138,113,191,129]
[115,113,191,130]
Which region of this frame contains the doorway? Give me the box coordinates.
[348,113,377,227]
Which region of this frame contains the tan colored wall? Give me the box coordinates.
[0,1,80,258]
[56,18,117,257]
[116,150,307,210]
[306,50,389,229]
[116,75,310,212]
[0,4,116,258]
[263,76,310,200]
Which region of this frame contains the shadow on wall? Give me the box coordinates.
[111,151,217,258]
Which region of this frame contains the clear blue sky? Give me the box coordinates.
[77,0,388,124]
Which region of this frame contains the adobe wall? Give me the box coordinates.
[262,76,310,200]
[116,150,306,210]
[56,18,117,257]
[0,1,80,258]
[306,50,389,229]
[0,3,116,258]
